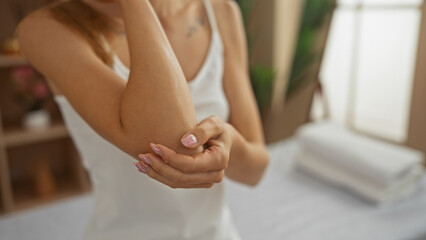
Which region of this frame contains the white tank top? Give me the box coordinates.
[54,1,240,239]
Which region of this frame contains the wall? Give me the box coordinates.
[0,0,57,43]
[320,1,424,148]
[407,2,426,153]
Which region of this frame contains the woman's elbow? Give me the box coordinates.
[250,156,270,187]
[114,128,203,160]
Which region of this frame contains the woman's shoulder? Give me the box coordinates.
[18,0,97,44]
[18,7,55,31]
[17,6,83,96]
[210,0,241,22]
[17,6,74,96]
[17,7,75,48]
[17,2,96,60]
[18,1,73,29]
[16,4,101,93]
[209,0,245,49]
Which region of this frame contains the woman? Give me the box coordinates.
[17,0,269,239]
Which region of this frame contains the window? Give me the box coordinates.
[320,0,423,142]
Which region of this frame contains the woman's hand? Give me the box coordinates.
[133,116,233,189]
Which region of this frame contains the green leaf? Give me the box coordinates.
[287,0,335,97]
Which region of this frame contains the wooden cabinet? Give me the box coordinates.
[0,55,90,215]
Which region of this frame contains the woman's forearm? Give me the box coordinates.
[118,0,201,156]
[226,124,269,186]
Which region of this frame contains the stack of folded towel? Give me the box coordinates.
[295,121,425,204]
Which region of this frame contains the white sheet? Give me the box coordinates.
[226,139,426,240]
[294,150,423,204]
[1,139,425,240]
[296,121,424,185]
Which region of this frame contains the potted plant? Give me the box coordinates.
[10,65,52,130]
[236,0,335,142]
[235,0,275,116]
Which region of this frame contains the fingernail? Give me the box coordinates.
[133,162,147,173]
[150,143,161,156]
[181,134,198,147]
[138,154,152,165]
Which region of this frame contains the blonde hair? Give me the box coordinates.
[48,0,115,65]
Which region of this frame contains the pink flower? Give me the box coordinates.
[11,66,34,90]
[34,82,50,99]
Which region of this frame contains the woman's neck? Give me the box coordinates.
[82,0,123,18]
[81,0,194,19]
[150,0,193,19]
[81,0,196,35]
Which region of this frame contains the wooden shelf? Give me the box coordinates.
[0,1,90,217]
[3,123,69,148]
[12,178,87,213]
[14,188,86,213]
[0,55,27,68]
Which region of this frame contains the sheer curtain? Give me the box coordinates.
[319,0,423,143]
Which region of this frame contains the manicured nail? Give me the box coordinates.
[181,134,198,147]
[150,143,161,156]
[133,162,147,173]
[138,154,152,165]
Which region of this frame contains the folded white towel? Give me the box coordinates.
[295,121,425,204]
[295,150,423,204]
[297,121,424,186]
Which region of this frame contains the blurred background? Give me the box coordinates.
[0,0,425,239]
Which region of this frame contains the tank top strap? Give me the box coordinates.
[203,0,219,33]
[99,34,113,56]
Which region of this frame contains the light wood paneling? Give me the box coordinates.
[263,0,336,143]
[250,0,275,66]
[407,2,426,154]
[271,0,305,111]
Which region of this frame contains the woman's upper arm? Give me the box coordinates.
[215,1,265,144]
[17,12,133,152]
